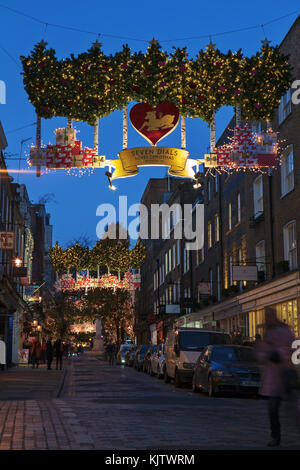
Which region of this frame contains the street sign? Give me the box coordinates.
[0,231,14,250]
[165,304,180,314]
[198,282,210,295]
[232,265,258,281]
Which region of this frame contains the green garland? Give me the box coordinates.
[21,40,291,125]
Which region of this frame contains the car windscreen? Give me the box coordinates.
[179,332,230,351]
[211,347,256,363]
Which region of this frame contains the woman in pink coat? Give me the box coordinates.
[254,307,295,447]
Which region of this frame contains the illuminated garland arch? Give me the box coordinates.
[21,40,291,125]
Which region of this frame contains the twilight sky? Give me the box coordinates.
[0,0,299,247]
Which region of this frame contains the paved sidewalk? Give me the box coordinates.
[0,363,67,400]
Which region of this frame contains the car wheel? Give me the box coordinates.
[208,375,216,397]
[164,368,171,383]
[175,370,182,388]
[192,374,199,393]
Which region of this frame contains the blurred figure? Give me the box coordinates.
[53,338,64,370]
[41,340,47,364]
[254,307,295,447]
[106,343,116,365]
[0,335,6,371]
[30,338,42,369]
[46,337,54,370]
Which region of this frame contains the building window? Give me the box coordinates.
[253,175,263,218]
[229,255,233,286]
[208,180,211,201]
[217,264,220,301]
[184,245,190,273]
[228,203,232,231]
[283,221,297,270]
[196,247,204,265]
[176,240,180,265]
[165,252,168,275]
[256,240,266,274]
[172,244,176,270]
[208,221,212,249]
[278,88,291,125]
[237,192,241,223]
[281,147,294,196]
[209,269,213,296]
[214,214,220,243]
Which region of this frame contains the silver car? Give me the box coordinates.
[149,343,166,378]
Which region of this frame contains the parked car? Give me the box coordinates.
[149,343,166,378]
[143,345,157,373]
[192,344,260,397]
[124,345,137,366]
[116,344,133,365]
[164,328,231,388]
[134,345,151,371]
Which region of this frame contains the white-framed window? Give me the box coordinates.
[256,240,266,273]
[208,221,212,248]
[278,88,291,125]
[168,248,172,272]
[229,255,233,286]
[172,244,176,270]
[283,221,297,270]
[214,214,219,242]
[281,147,294,196]
[253,175,263,218]
[176,239,180,265]
[237,192,241,223]
[228,203,232,231]
[184,245,190,273]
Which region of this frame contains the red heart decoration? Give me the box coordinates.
[129,102,179,146]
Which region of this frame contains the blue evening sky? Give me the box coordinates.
[0,1,299,247]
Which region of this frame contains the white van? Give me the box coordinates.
[164,328,230,387]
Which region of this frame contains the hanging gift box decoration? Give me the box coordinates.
[204,153,218,168]
[56,127,76,146]
[254,131,277,166]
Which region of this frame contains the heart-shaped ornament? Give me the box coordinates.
[129,102,179,146]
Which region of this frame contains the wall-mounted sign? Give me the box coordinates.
[0,231,14,250]
[232,265,258,281]
[165,304,180,314]
[198,282,211,295]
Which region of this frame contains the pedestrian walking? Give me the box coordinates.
[0,335,6,371]
[30,338,42,368]
[46,337,54,370]
[41,340,47,364]
[106,343,116,365]
[53,338,64,370]
[254,307,296,447]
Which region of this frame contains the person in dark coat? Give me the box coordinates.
[46,338,54,370]
[106,343,116,365]
[30,338,42,368]
[53,338,64,370]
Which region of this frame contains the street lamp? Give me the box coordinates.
[13,257,23,268]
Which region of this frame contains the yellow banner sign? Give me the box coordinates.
[110,147,199,180]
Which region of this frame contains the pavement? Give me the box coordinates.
[0,355,300,451]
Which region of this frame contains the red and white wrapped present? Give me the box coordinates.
[82,147,97,166]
